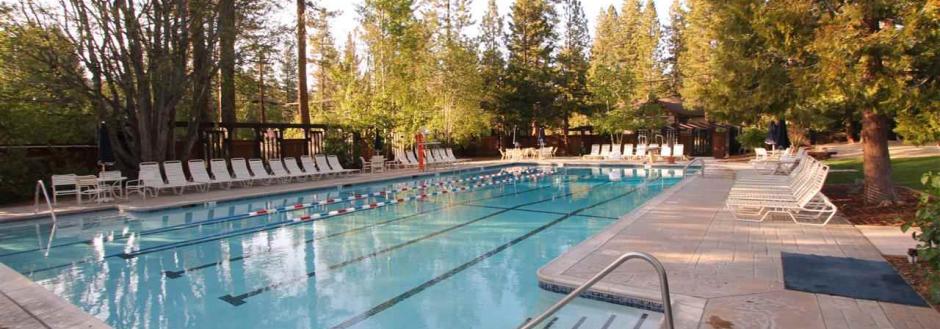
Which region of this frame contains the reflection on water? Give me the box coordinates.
[0,166,682,329]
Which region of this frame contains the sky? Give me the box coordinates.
[308,0,675,48]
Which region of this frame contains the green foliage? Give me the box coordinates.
[736,127,766,151]
[591,100,665,144]
[502,0,559,131]
[902,172,940,302]
[0,149,96,203]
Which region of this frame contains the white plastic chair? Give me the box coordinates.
[51,174,78,204]
[248,159,277,184]
[328,155,359,175]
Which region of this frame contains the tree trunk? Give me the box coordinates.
[297,0,311,124]
[861,110,897,204]
[860,11,896,205]
[181,0,213,161]
[219,0,236,124]
[844,108,856,143]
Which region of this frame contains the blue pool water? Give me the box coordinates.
[0,165,688,329]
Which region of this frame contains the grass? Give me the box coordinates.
[826,156,940,191]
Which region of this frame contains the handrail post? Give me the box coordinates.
[34,180,58,225]
[519,251,674,329]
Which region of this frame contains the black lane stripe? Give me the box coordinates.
[600,315,617,329]
[571,316,587,329]
[544,317,559,328]
[632,313,649,329]
[27,178,550,275]
[216,186,596,306]
[1,168,514,259]
[464,204,618,220]
[163,185,555,279]
[326,184,644,329]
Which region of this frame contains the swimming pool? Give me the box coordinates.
[0,165,688,328]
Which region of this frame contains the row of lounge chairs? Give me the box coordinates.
[392,148,465,168]
[583,144,686,160]
[726,152,837,225]
[750,147,806,174]
[129,155,358,197]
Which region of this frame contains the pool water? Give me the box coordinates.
[0,166,687,329]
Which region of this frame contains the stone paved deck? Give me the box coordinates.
[539,166,940,329]
[0,263,110,329]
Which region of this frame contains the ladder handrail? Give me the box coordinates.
[683,157,706,176]
[518,251,674,329]
[34,180,58,225]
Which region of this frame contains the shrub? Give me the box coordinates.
[736,127,766,151]
[902,172,940,302]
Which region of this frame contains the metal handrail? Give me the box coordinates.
[34,180,58,225]
[518,252,674,329]
[683,157,706,176]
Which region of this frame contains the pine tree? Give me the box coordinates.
[307,5,339,117]
[479,0,505,135]
[636,0,663,99]
[503,0,558,135]
[588,6,632,112]
[556,0,591,144]
[662,0,685,97]
[677,0,715,109]
[424,0,488,144]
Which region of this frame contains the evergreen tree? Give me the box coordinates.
[663,0,686,97]
[307,5,339,117]
[424,0,489,144]
[556,0,591,142]
[636,0,663,99]
[503,0,558,135]
[478,0,506,136]
[677,0,715,109]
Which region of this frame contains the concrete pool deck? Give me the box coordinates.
[539,163,940,329]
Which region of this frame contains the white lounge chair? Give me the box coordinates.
[582,144,602,159]
[407,150,422,166]
[209,159,251,188]
[660,145,672,160]
[270,158,307,182]
[673,144,686,160]
[604,144,619,160]
[230,158,258,186]
[248,158,278,184]
[726,157,837,225]
[395,149,417,168]
[314,154,336,176]
[299,155,325,178]
[189,159,230,189]
[50,174,78,204]
[163,160,207,193]
[126,162,173,197]
[634,144,648,160]
[328,155,360,175]
[599,144,611,158]
[623,144,635,160]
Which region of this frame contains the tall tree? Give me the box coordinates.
[307,4,339,117]
[296,0,310,124]
[219,0,237,124]
[556,0,591,144]
[503,0,558,135]
[677,0,715,109]
[478,0,506,141]
[424,0,489,143]
[663,0,686,97]
[14,0,196,164]
[636,0,663,98]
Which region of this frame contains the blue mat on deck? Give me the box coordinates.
[781,252,927,306]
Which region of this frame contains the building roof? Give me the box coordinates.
[657,97,705,117]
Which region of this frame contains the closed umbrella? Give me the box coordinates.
[537,127,545,147]
[764,121,778,152]
[775,120,791,149]
[97,122,115,170]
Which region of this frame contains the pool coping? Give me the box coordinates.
[0,263,111,328]
[536,174,707,329]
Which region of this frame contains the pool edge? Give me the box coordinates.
[0,263,112,329]
[536,174,707,329]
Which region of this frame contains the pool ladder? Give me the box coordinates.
[518,252,674,329]
[34,179,58,225]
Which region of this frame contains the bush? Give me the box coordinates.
[0,149,95,204]
[736,127,766,151]
[902,172,940,302]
